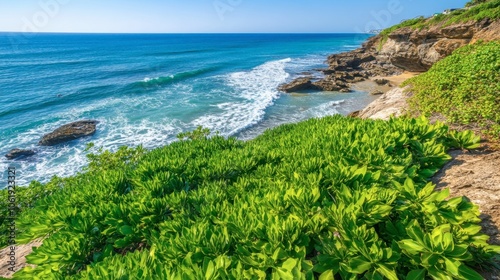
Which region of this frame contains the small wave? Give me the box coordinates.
[0,59,95,68]
[0,84,119,120]
[192,58,292,135]
[147,49,215,56]
[128,67,219,89]
[305,100,345,118]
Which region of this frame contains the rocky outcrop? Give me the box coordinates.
[39,120,98,146]
[279,35,401,93]
[279,18,499,93]
[5,149,35,160]
[375,19,499,72]
[279,47,401,93]
[278,77,319,92]
[358,87,411,120]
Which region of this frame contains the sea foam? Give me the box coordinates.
[192,58,291,136]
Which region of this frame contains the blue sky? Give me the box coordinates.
[0,0,469,33]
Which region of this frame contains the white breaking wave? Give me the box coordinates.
[192,58,292,136]
[0,93,183,186]
[304,100,345,118]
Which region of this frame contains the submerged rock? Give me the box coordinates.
[5,149,36,160]
[39,120,98,146]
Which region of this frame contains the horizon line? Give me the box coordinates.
[0,31,376,35]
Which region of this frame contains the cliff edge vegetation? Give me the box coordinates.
[2,1,500,279]
[403,41,500,141]
[380,0,500,38]
[2,117,498,279]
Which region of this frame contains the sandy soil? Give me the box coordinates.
[351,71,419,93]
[0,239,42,278]
[433,146,500,279]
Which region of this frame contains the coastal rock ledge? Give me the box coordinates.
[279,19,500,93]
[39,120,99,146]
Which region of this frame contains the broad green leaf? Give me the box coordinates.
[406,269,426,280]
[319,270,335,280]
[346,256,372,274]
[458,264,483,280]
[399,240,425,255]
[119,225,134,235]
[376,264,398,280]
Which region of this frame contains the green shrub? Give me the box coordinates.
[447,0,500,25]
[379,17,426,37]
[403,41,500,140]
[378,0,500,43]
[0,178,64,248]
[3,116,498,279]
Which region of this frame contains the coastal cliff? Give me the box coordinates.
[369,19,500,72]
[280,14,500,93]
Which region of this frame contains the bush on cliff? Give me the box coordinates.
[3,115,498,279]
[403,40,500,140]
[380,0,500,37]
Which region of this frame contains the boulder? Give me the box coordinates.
[312,79,342,92]
[347,110,361,118]
[39,120,98,146]
[374,79,390,85]
[278,78,319,93]
[313,76,349,91]
[370,90,384,95]
[5,149,35,160]
[327,51,375,71]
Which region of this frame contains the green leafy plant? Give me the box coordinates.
[177,125,211,141]
[2,116,498,279]
[403,41,500,141]
[379,0,500,35]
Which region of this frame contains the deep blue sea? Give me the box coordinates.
[0,33,376,186]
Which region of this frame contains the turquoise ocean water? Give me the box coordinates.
[0,33,376,186]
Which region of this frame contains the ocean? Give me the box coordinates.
[0,33,376,186]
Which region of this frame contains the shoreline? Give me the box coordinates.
[2,33,500,278]
[354,72,419,120]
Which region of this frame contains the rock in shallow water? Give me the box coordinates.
[5,149,36,160]
[39,120,98,146]
[278,77,319,93]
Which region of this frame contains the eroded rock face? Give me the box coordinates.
[278,19,499,93]
[39,120,98,146]
[5,149,35,160]
[433,39,469,56]
[378,20,499,72]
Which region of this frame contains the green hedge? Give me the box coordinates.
[2,115,498,279]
